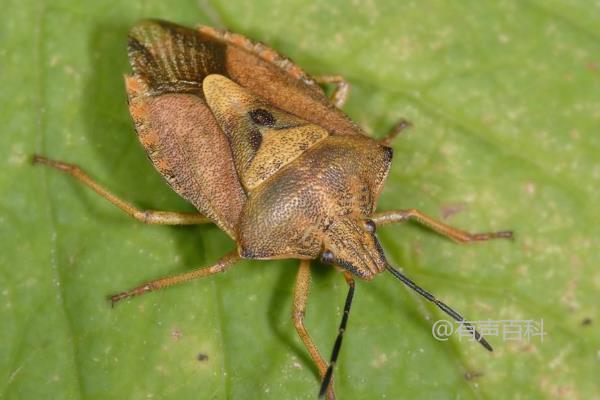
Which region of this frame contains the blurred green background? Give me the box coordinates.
[1,1,598,399]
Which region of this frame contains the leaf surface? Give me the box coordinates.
[1,1,598,399]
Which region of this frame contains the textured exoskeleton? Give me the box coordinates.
[34,20,513,399]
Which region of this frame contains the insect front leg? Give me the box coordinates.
[110,251,240,305]
[314,75,350,109]
[371,209,513,243]
[379,119,412,146]
[292,260,335,400]
[33,155,210,225]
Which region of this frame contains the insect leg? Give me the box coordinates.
[109,251,239,305]
[379,119,412,146]
[33,155,210,225]
[314,75,350,109]
[371,209,513,244]
[319,272,355,399]
[292,260,335,400]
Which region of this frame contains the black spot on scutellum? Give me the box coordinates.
[249,108,276,127]
[249,129,262,151]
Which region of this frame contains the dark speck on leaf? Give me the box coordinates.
[464,370,484,380]
[197,353,209,362]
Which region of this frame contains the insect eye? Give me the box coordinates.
[321,250,335,265]
[249,108,276,127]
[364,219,376,233]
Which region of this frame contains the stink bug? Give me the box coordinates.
[33,20,513,399]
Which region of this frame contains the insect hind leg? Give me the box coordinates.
[33,155,210,225]
[314,75,351,109]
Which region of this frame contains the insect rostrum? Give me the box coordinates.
[33,19,513,399]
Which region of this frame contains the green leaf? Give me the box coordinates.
[2,1,598,399]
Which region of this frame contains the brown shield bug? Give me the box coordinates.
[33,20,513,399]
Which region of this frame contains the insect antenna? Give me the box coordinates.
[318,276,355,398]
[386,264,493,352]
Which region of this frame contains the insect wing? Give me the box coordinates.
[127,20,246,238]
